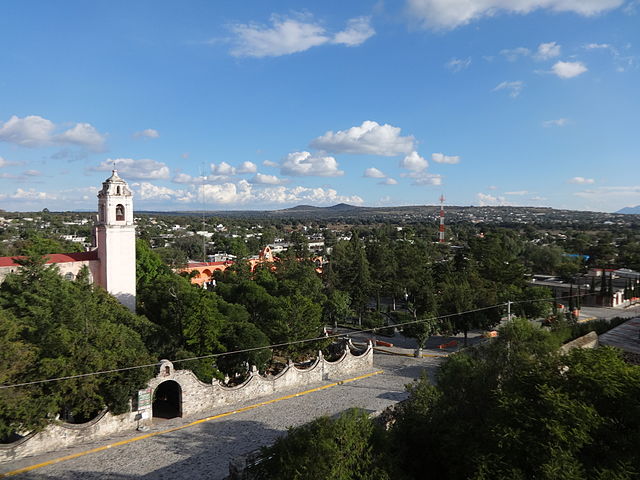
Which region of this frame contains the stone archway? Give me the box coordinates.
[152,380,182,419]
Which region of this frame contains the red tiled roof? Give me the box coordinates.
[0,250,99,267]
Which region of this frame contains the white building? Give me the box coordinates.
[0,170,137,311]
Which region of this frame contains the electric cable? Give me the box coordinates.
[0,292,602,390]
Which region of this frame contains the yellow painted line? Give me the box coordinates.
[0,370,383,478]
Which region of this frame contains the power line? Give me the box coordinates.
[0,293,593,390]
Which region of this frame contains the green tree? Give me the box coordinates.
[392,319,640,479]
[323,290,353,328]
[0,309,55,440]
[329,234,372,317]
[403,316,438,349]
[217,321,271,377]
[0,257,154,427]
[16,234,83,257]
[173,234,205,260]
[244,409,390,480]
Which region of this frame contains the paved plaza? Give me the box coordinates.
[1,349,443,480]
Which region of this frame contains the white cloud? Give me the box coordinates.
[284,186,363,205]
[431,152,460,164]
[574,186,640,197]
[573,186,640,209]
[0,115,107,151]
[380,178,398,185]
[172,173,203,184]
[411,173,443,186]
[500,47,530,61]
[156,179,364,206]
[211,161,236,176]
[488,185,498,190]
[237,161,258,174]
[94,158,170,180]
[172,172,240,184]
[0,115,55,147]
[585,43,611,50]
[230,15,329,58]
[251,173,285,185]
[446,57,472,72]
[333,17,375,46]
[0,156,20,168]
[583,42,637,72]
[624,0,640,14]
[0,188,57,201]
[542,118,569,127]
[23,170,41,176]
[568,176,595,184]
[476,192,510,206]
[199,181,253,204]
[133,128,159,139]
[407,0,624,30]
[55,123,106,151]
[493,80,524,98]
[551,61,588,78]
[229,15,374,57]
[505,190,530,195]
[280,151,343,177]
[134,182,187,201]
[535,41,561,60]
[263,160,278,167]
[364,167,386,178]
[310,120,415,156]
[400,151,428,171]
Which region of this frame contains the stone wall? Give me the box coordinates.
[0,341,373,463]
[558,331,599,354]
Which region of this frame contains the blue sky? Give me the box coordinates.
[0,0,638,212]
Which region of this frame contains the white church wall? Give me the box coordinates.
[0,259,100,284]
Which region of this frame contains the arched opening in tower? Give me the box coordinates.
[115,204,125,221]
[152,380,182,419]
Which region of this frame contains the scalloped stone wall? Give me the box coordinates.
[0,341,373,462]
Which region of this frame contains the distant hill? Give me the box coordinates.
[78,203,640,227]
[327,203,359,211]
[280,203,359,213]
[617,205,640,214]
[281,204,321,212]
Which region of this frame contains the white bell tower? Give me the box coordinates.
[96,170,136,311]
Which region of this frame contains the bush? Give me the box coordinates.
[243,409,390,480]
[552,316,631,344]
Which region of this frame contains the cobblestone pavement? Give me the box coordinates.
[3,352,441,480]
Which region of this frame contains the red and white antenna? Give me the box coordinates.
[438,194,445,243]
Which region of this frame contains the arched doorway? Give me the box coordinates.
[152,380,182,419]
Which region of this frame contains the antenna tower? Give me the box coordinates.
[438,194,445,243]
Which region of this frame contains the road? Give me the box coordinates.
[1,350,445,480]
[579,304,640,321]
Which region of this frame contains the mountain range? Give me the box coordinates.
[616,205,640,214]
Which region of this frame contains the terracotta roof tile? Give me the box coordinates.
[0,250,99,267]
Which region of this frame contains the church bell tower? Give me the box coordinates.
[96,170,136,311]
